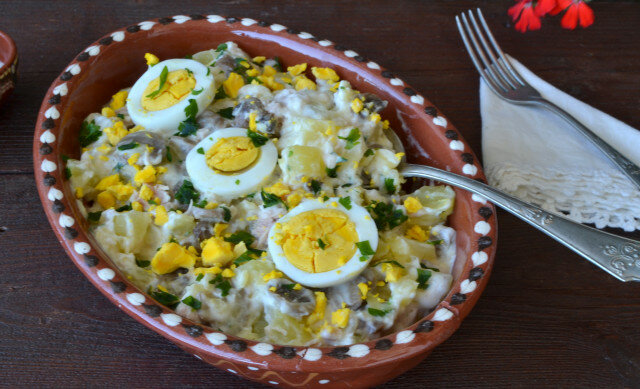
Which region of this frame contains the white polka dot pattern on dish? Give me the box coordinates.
[241,18,257,26]
[298,32,313,39]
[97,268,115,281]
[395,330,415,344]
[270,24,286,31]
[268,381,279,385]
[474,221,491,235]
[346,344,369,358]
[205,332,227,345]
[73,242,90,254]
[85,46,100,56]
[318,40,332,46]
[161,313,182,326]
[390,78,403,86]
[126,293,145,306]
[472,193,487,204]
[449,140,464,151]
[206,15,224,23]
[44,106,60,119]
[41,159,56,172]
[40,130,55,144]
[111,31,125,42]
[227,369,237,374]
[433,116,447,128]
[59,214,74,227]
[65,64,81,75]
[410,95,424,105]
[53,83,68,96]
[460,279,477,294]
[301,348,322,361]
[250,343,273,356]
[462,164,478,176]
[367,62,380,70]
[472,251,488,266]
[247,366,259,371]
[173,15,190,24]
[47,187,63,201]
[138,21,156,30]
[432,307,454,322]
[318,380,330,384]
[344,50,358,58]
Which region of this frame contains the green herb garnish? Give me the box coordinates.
[417,268,432,290]
[221,206,231,222]
[175,180,200,204]
[371,260,405,269]
[356,240,375,256]
[195,273,204,282]
[145,66,168,98]
[115,204,132,212]
[247,130,268,147]
[217,107,235,119]
[182,295,202,310]
[117,142,139,151]
[165,146,173,162]
[216,280,231,296]
[214,85,227,99]
[65,167,72,179]
[224,231,255,247]
[151,289,179,309]
[426,239,444,245]
[261,189,286,209]
[79,120,102,147]
[326,163,341,178]
[368,308,390,317]
[338,196,352,210]
[384,178,396,195]
[310,180,321,195]
[318,239,326,250]
[233,251,256,266]
[364,148,375,157]
[197,147,204,154]
[366,201,408,231]
[135,257,151,268]
[215,43,228,52]
[87,211,102,222]
[191,87,203,95]
[338,128,361,150]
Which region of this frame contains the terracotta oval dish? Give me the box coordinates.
[33,15,497,388]
[0,29,18,106]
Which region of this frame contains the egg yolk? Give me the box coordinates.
[141,69,196,111]
[280,209,358,273]
[205,136,259,172]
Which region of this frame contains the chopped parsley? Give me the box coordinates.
[426,239,444,245]
[145,66,168,98]
[182,295,202,310]
[261,189,286,209]
[209,274,231,296]
[175,99,199,137]
[197,147,204,154]
[61,154,70,162]
[185,68,193,76]
[135,257,151,268]
[326,163,341,178]
[184,98,198,119]
[165,146,173,162]
[221,206,231,222]
[116,113,125,119]
[233,251,256,266]
[235,179,240,185]
[214,85,227,100]
[368,308,391,317]
[65,167,72,179]
[79,120,102,147]
[206,67,211,76]
[194,199,208,208]
[338,196,352,210]
[217,107,235,119]
[338,127,361,150]
[115,204,132,212]
[417,268,432,290]
[420,263,440,272]
[384,178,396,194]
[364,148,375,157]
[117,142,138,151]
[247,129,268,147]
[87,211,102,223]
[191,87,203,95]
[356,240,375,262]
[150,289,179,309]
[272,56,283,72]
[318,238,327,250]
[175,180,200,204]
[310,179,322,194]
[224,231,255,247]
[195,273,204,282]
[366,201,408,231]
[215,42,228,52]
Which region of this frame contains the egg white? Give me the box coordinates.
[127,59,215,135]
[185,127,278,199]
[267,198,379,288]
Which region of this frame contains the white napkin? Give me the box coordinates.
[481,57,640,231]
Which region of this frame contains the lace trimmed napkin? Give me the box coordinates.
[481,58,640,231]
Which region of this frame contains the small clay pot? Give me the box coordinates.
[33,15,497,388]
[0,29,18,106]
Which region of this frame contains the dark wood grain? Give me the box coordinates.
[1,0,640,387]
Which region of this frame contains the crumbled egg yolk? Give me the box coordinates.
[96,191,116,209]
[154,205,169,226]
[222,72,245,98]
[279,209,358,273]
[144,53,159,66]
[194,266,222,276]
[351,98,364,113]
[294,75,316,91]
[252,56,266,64]
[357,282,369,300]
[132,201,144,211]
[221,268,235,278]
[110,90,128,111]
[101,107,116,118]
[311,67,339,82]
[151,242,197,274]
[264,182,291,197]
[104,121,128,145]
[331,307,351,328]
[201,237,235,267]
[263,270,284,282]
[403,196,423,213]
[205,136,259,172]
[213,223,227,237]
[141,69,196,111]
[307,291,327,325]
[381,262,405,283]
[127,153,140,166]
[405,224,428,242]
[134,165,157,185]
[287,63,307,76]
[139,185,154,201]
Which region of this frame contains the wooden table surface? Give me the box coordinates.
[2,0,640,387]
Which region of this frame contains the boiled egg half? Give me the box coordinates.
[127,58,215,134]
[185,127,278,198]
[267,198,378,287]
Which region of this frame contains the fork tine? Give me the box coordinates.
[466,10,518,89]
[459,13,509,92]
[475,8,526,86]
[455,15,505,95]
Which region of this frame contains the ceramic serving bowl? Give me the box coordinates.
[0,29,18,106]
[33,15,497,388]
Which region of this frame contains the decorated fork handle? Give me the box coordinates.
[534,99,640,191]
[401,163,640,282]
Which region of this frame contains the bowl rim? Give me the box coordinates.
[32,14,498,376]
[0,28,17,75]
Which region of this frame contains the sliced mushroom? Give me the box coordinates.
[232,97,281,137]
[193,221,214,242]
[264,278,316,318]
[185,203,227,223]
[117,131,166,165]
[325,277,368,311]
[213,54,237,76]
[361,93,388,113]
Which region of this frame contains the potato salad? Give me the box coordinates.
[67,42,457,346]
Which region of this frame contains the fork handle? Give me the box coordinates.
[401,163,640,282]
[534,99,640,191]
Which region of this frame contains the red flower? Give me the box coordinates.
[560,1,595,29]
[534,0,558,16]
[509,0,542,32]
[550,0,572,15]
